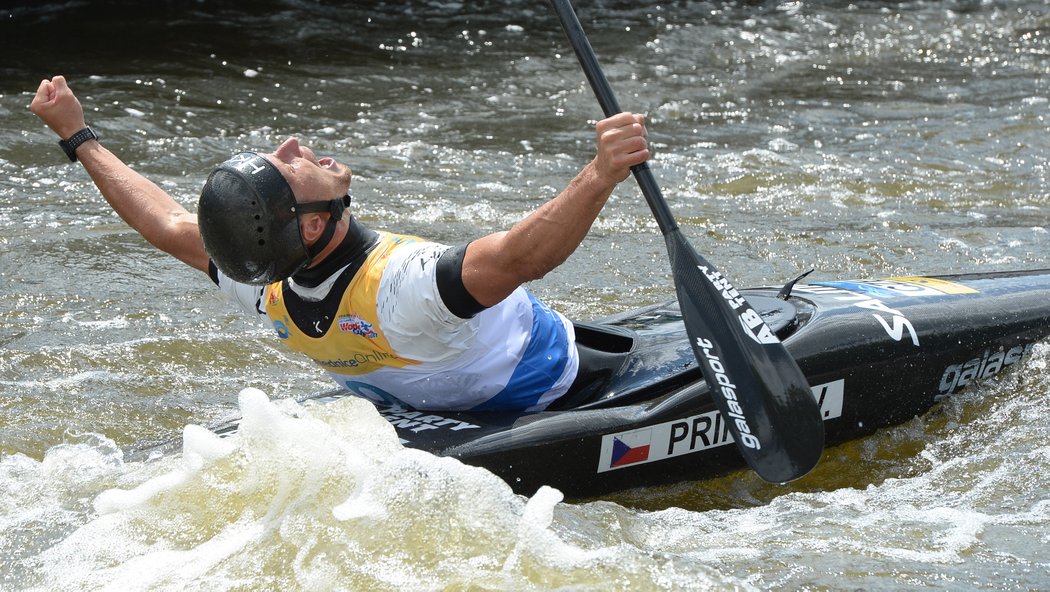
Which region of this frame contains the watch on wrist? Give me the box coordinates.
[58,127,99,162]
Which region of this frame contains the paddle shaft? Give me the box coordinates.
[550,0,678,235]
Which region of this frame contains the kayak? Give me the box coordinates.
[194,269,1050,499]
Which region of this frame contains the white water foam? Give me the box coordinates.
[6,388,732,591]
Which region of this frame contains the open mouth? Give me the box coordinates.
[318,157,336,169]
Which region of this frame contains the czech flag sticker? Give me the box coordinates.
[598,427,653,472]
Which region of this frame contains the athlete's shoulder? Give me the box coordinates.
[213,265,268,317]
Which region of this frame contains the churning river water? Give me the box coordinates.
[1,0,1049,589]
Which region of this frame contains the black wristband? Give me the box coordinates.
[58,127,99,162]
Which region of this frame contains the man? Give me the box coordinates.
[30,75,650,412]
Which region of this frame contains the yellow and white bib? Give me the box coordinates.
[265,233,421,376]
[216,232,579,412]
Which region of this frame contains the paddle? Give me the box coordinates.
[550,0,824,483]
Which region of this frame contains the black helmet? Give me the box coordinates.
[198,152,350,285]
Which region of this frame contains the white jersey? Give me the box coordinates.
[215,235,578,412]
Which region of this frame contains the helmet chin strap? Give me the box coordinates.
[297,194,352,261]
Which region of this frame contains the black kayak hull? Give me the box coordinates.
[175,269,1050,499]
[319,269,1050,499]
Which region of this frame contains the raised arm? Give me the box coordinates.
[462,112,649,306]
[29,76,210,274]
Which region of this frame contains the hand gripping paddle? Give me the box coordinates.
[550,0,824,482]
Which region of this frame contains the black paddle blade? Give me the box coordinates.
[666,230,824,482]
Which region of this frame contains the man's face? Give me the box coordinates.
[264,137,352,204]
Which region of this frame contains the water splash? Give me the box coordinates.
[4,389,737,591]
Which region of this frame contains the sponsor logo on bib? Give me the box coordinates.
[338,314,378,338]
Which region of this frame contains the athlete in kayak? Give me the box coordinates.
[29,75,650,412]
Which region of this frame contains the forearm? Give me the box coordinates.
[77,140,210,273]
[463,161,615,306]
[454,111,648,307]
[29,75,210,275]
[504,162,612,276]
